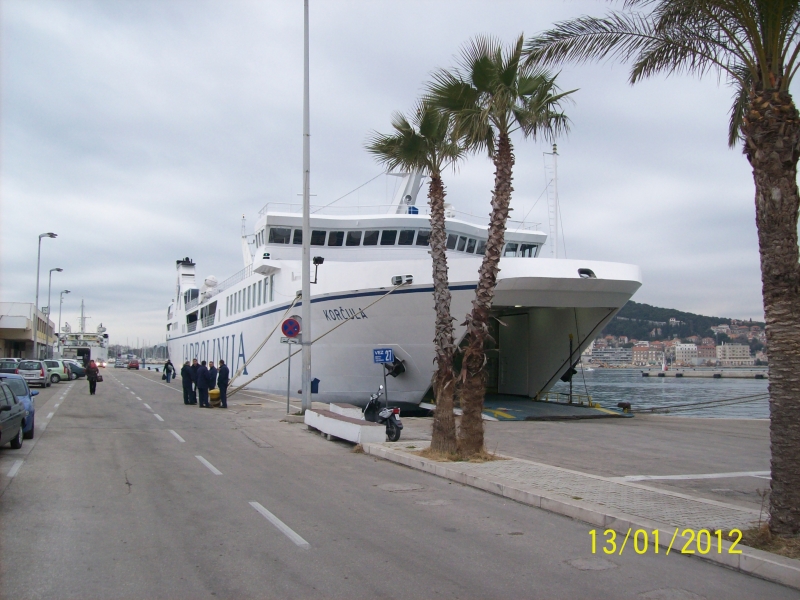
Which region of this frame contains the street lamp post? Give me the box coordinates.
[46,268,63,358]
[34,233,57,359]
[58,290,71,357]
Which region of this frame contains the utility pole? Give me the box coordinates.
[58,290,70,357]
[46,267,63,358]
[300,0,312,414]
[34,232,57,359]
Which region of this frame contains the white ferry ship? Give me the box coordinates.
[60,302,110,365]
[165,173,641,406]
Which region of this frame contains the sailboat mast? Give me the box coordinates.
[301,0,312,413]
[80,299,85,333]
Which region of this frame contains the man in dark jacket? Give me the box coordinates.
[196,360,210,408]
[189,358,199,404]
[217,359,229,409]
[180,361,193,405]
[208,361,218,391]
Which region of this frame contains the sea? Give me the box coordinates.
[548,368,769,419]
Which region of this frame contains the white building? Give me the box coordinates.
[0,302,56,359]
[674,343,698,365]
[717,343,754,366]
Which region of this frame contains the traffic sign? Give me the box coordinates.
[373,348,394,364]
[280,337,300,344]
[282,317,301,338]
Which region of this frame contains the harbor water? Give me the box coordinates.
[549,368,769,419]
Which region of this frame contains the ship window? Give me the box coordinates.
[258,280,262,305]
[247,287,251,310]
[292,229,302,245]
[446,234,458,250]
[503,243,518,257]
[328,231,344,246]
[311,230,326,246]
[416,229,431,246]
[519,244,536,257]
[476,240,487,255]
[380,230,397,245]
[268,227,291,244]
[363,230,379,246]
[346,231,362,246]
[457,236,467,251]
[269,274,274,302]
[398,229,415,245]
[466,238,477,253]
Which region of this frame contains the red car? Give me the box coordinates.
[127,360,140,370]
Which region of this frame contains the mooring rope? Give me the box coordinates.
[634,391,770,414]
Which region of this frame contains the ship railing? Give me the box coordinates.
[535,391,597,407]
[187,322,197,333]
[185,298,199,311]
[218,264,253,294]
[201,314,215,328]
[258,202,541,231]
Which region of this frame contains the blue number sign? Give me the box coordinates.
[373,348,394,364]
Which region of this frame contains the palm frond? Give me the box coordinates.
[727,62,752,147]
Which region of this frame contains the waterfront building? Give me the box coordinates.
[592,347,632,366]
[674,343,698,365]
[632,346,665,366]
[716,343,755,366]
[0,302,56,359]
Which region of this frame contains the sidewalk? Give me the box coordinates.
[361,440,800,590]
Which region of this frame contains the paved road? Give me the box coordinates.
[0,370,796,599]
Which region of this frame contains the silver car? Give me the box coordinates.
[17,360,50,388]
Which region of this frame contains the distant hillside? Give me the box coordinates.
[600,301,765,341]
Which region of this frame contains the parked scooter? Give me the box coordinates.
[363,384,403,441]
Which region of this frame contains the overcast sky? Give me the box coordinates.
[2,0,790,345]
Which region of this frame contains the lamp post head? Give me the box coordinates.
[52,267,63,273]
[63,290,71,295]
[40,232,57,239]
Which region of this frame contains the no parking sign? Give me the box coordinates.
[282,317,302,338]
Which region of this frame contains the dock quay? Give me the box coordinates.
[642,368,768,379]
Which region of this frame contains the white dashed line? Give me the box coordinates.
[39,422,47,432]
[54,404,59,408]
[7,460,24,477]
[136,397,142,401]
[154,414,164,422]
[46,412,54,419]
[249,502,310,549]
[195,456,222,475]
[143,403,153,411]
[169,430,185,443]
[130,391,135,395]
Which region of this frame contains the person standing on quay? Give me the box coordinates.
[86,360,100,395]
[190,358,199,404]
[208,361,218,391]
[217,359,229,409]
[196,360,210,408]
[181,361,193,405]
[164,359,175,383]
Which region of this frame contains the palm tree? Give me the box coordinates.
[366,102,465,454]
[525,0,800,536]
[428,35,573,457]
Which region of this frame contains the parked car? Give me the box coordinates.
[127,359,140,370]
[114,359,126,368]
[16,360,49,388]
[64,360,86,379]
[98,360,107,368]
[43,359,72,384]
[0,380,25,448]
[0,374,38,439]
[0,360,21,374]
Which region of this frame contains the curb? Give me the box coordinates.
[362,443,800,591]
[282,414,305,424]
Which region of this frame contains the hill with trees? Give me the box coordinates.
[601,301,765,343]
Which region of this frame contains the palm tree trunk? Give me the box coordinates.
[458,133,515,457]
[428,174,458,454]
[743,89,800,536]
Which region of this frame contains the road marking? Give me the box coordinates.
[195,456,222,475]
[136,397,142,401]
[154,414,164,422]
[249,502,310,549]
[611,470,771,482]
[169,430,185,443]
[46,412,54,419]
[7,460,23,477]
[130,391,135,395]
[40,422,47,431]
[54,404,59,408]
[143,403,153,411]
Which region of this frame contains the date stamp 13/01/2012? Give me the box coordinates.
[590,528,744,556]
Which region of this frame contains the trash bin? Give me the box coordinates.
[311,378,320,394]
